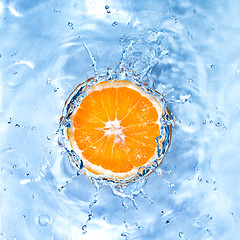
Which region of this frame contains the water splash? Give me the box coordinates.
[57,40,173,238]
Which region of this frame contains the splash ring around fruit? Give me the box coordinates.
[59,75,171,185]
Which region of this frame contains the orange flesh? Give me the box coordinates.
[67,80,162,178]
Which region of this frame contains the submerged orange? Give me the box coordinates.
[67,80,163,179]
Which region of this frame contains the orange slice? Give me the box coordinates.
[67,80,163,179]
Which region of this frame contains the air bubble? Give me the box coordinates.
[198,176,202,182]
[54,9,61,12]
[54,87,59,92]
[211,65,215,68]
[68,22,74,30]
[8,118,12,124]
[15,124,20,128]
[107,10,111,14]
[215,122,220,127]
[105,5,109,10]
[166,219,170,224]
[38,214,51,227]
[188,79,193,83]
[179,232,184,238]
[13,71,17,75]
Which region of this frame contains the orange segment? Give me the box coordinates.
[121,96,158,126]
[80,91,108,122]
[67,80,163,179]
[122,123,160,148]
[74,129,105,150]
[100,88,117,121]
[124,137,156,167]
[116,87,142,120]
[73,108,105,130]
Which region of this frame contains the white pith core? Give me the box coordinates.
[104,119,125,143]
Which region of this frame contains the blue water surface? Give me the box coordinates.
[1,0,240,239]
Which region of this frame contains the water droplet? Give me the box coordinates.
[22,215,26,218]
[68,22,74,30]
[13,71,17,75]
[213,187,217,191]
[207,214,212,220]
[198,176,202,181]
[107,10,111,14]
[179,232,184,238]
[188,79,193,83]
[54,87,59,92]
[211,65,215,68]
[105,5,110,10]
[166,219,170,224]
[78,36,81,40]
[112,21,118,26]
[8,117,12,124]
[209,120,213,124]
[82,225,86,231]
[119,37,124,42]
[235,69,240,77]
[54,9,61,12]
[38,214,51,227]
[161,210,164,215]
[11,51,17,57]
[31,126,35,130]
[47,136,51,140]
[215,122,220,127]
[207,229,212,236]
[179,94,191,103]
[169,183,175,188]
[13,165,16,169]
[32,194,35,198]
[121,232,129,238]
[15,124,20,128]
[0,53,2,58]
[193,9,197,13]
